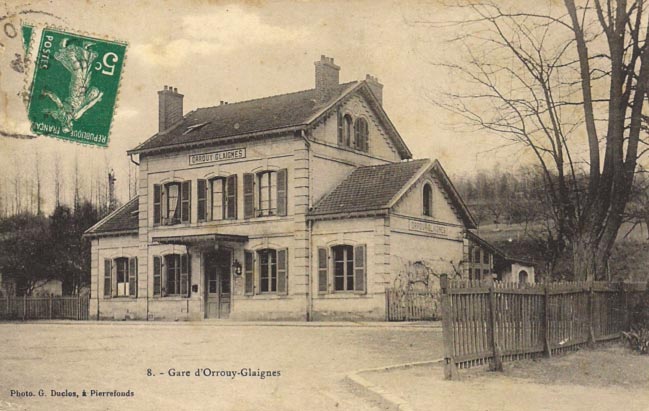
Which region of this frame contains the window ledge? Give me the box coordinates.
[242,294,289,300]
[317,293,370,299]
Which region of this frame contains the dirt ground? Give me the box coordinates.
[0,321,442,411]
[364,342,649,411]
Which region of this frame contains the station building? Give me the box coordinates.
[85,55,532,321]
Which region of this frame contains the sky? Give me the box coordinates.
[0,0,544,213]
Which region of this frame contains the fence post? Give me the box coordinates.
[22,296,26,320]
[488,284,503,372]
[619,280,628,332]
[77,295,81,320]
[49,294,52,319]
[588,282,596,346]
[440,274,459,380]
[543,284,551,358]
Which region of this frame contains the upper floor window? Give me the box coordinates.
[103,257,137,298]
[197,176,237,221]
[243,169,288,218]
[423,183,433,217]
[153,181,191,225]
[354,118,369,152]
[338,111,370,152]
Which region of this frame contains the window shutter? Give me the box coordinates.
[181,181,191,223]
[353,244,366,294]
[244,250,254,295]
[277,248,288,295]
[243,173,255,219]
[129,257,137,297]
[317,247,328,293]
[103,259,112,297]
[337,109,343,145]
[153,184,161,225]
[180,254,190,297]
[153,256,162,297]
[197,179,207,221]
[277,169,288,217]
[226,174,237,219]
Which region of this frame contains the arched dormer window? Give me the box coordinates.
[354,117,369,152]
[342,114,353,147]
[423,183,433,217]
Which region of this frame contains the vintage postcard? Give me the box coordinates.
[1,1,649,410]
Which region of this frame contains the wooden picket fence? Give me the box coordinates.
[0,295,89,320]
[440,275,646,379]
[385,288,441,321]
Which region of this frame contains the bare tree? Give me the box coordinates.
[432,0,649,280]
[53,153,63,207]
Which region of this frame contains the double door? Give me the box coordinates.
[205,250,231,319]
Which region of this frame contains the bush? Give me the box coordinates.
[622,327,649,354]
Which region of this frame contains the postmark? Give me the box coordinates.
[0,7,63,139]
[26,27,127,147]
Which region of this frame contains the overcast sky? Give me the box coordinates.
[1,0,531,212]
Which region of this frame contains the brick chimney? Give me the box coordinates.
[158,85,184,132]
[365,74,383,105]
[314,55,340,102]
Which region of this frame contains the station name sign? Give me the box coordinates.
[189,148,246,165]
[408,220,449,237]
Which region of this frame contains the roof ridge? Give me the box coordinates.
[195,81,359,112]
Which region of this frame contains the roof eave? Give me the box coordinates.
[128,125,306,156]
[306,208,389,221]
[83,229,138,239]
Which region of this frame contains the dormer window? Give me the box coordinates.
[342,114,353,147]
[423,183,433,217]
[354,117,369,152]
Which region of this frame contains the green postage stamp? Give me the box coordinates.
[27,27,127,147]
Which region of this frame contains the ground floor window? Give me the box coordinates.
[317,244,366,294]
[104,257,137,298]
[153,254,191,297]
[243,248,288,295]
[258,249,277,293]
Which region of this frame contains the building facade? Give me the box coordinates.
[85,55,506,321]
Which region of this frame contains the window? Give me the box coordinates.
[519,270,528,285]
[153,181,191,225]
[423,183,433,217]
[211,178,225,220]
[354,117,369,152]
[342,114,353,147]
[258,171,277,217]
[319,244,366,293]
[157,254,190,297]
[333,245,354,291]
[259,249,277,293]
[115,257,129,297]
[243,169,287,218]
[103,257,137,298]
[243,249,288,295]
[198,175,237,221]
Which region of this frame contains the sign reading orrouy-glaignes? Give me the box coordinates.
[189,148,246,165]
[408,219,449,237]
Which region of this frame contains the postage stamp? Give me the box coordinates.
[26,27,127,147]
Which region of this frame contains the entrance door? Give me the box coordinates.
[204,250,232,319]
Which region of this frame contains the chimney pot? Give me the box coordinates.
[173,87,177,93]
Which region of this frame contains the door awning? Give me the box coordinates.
[152,233,248,245]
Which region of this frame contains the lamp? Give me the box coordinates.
[232,259,242,276]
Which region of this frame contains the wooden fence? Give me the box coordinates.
[440,275,646,379]
[0,295,89,320]
[385,288,441,321]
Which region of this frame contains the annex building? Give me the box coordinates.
[85,55,534,321]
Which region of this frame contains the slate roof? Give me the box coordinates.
[129,82,358,154]
[308,159,430,217]
[84,197,139,236]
